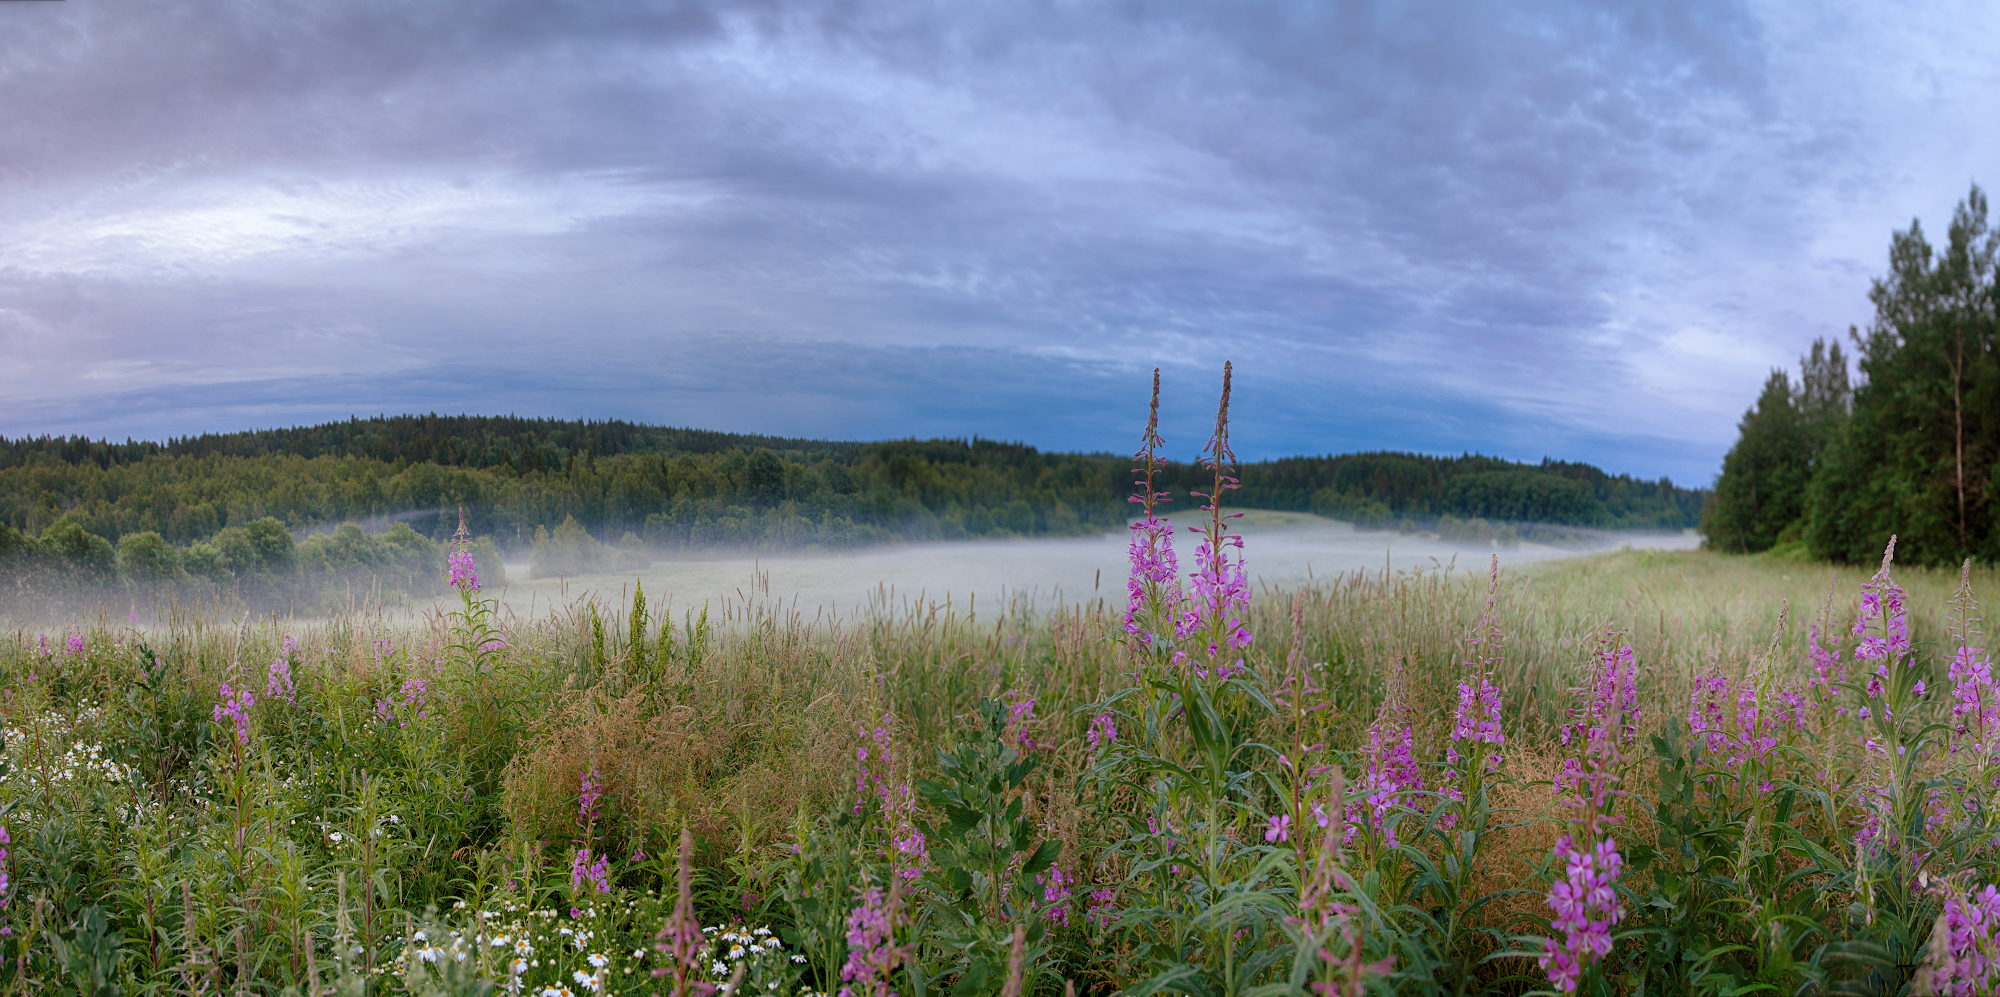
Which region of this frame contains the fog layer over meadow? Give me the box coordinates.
[480,511,1699,623]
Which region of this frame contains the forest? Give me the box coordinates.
[0,415,1703,602]
[1705,183,2000,567]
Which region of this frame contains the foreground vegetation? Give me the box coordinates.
[2,372,1997,997]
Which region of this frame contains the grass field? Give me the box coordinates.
[0,540,1993,996]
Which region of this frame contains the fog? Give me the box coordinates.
[478,512,1699,623]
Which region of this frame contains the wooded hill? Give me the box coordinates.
[0,414,1704,599]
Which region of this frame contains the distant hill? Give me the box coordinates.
[0,415,1705,595]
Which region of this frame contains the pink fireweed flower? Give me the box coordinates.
[838,888,906,997]
[1854,538,1910,668]
[1687,674,1732,756]
[1347,716,1421,848]
[1450,677,1506,764]
[1537,834,1625,993]
[65,629,84,657]
[1002,690,1039,753]
[1928,883,2000,994]
[267,634,298,706]
[212,682,254,746]
[1086,712,1118,758]
[579,767,604,828]
[1185,362,1253,680]
[0,824,10,907]
[447,508,479,592]
[1808,623,1846,711]
[1087,886,1118,929]
[1036,866,1076,927]
[1948,563,1997,759]
[1266,813,1292,843]
[853,715,928,879]
[1124,368,1195,653]
[570,847,611,895]
[1556,639,1638,805]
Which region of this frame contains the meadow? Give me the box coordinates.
[1,384,1995,997]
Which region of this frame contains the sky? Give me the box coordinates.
[3,1,1997,486]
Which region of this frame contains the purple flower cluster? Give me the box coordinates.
[1086,712,1118,758]
[854,715,928,879]
[654,831,714,997]
[1124,514,1194,650]
[1087,886,1118,929]
[837,888,906,997]
[570,846,611,895]
[267,634,298,706]
[447,509,480,592]
[1929,884,2000,994]
[579,767,604,827]
[1448,676,1505,771]
[447,549,478,593]
[1002,690,1039,753]
[1555,639,1638,808]
[1036,866,1076,927]
[1346,716,1421,849]
[0,825,10,908]
[373,677,430,727]
[1186,536,1252,679]
[1124,369,1196,654]
[213,682,254,746]
[65,629,84,657]
[1538,834,1625,993]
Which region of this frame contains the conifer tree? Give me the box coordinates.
[1808,184,2000,566]
[1703,371,1808,552]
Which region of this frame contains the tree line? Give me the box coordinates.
[1705,184,2000,567]
[0,414,1705,601]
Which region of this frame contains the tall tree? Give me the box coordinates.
[1704,370,1808,553]
[1807,185,2000,566]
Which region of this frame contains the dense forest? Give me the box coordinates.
[1705,184,2000,567]
[0,411,1703,602]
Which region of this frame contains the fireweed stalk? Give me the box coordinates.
[1537,633,1639,993]
[1345,649,1422,852]
[572,767,612,897]
[445,509,509,673]
[1185,361,1251,683]
[1124,367,1194,669]
[1947,560,1998,770]
[1439,556,1508,829]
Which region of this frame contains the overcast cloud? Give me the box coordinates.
[3,0,1996,484]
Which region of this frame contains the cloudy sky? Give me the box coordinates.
[3,0,1996,484]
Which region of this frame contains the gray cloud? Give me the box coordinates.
[3,0,1996,483]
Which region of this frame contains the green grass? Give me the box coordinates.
[1,545,1996,995]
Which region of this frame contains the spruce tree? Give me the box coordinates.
[1704,370,1808,552]
[1807,185,2000,566]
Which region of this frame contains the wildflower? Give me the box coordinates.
[1001,690,1038,753]
[66,630,84,656]
[268,634,298,706]
[1537,834,1625,993]
[579,768,604,828]
[1123,368,1195,654]
[1921,883,2000,994]
[212,682,254,746]
[0,824,10,907]
[1086,712,1118,758]
[1185,362,1253,680]
[654,830,713,996]
[837,887,906,997]
[1265,813,1291,843]
[1347,687,1421,849]
[1036,867,1076,927]
[449,509,480,592]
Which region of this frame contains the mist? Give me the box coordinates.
[477,511,1698,624]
